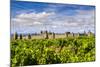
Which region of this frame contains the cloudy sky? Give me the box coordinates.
[11,1,95,34]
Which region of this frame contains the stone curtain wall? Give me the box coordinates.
[12,31,94,40]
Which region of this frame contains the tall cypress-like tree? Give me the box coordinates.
[20,34,22,39]
[28,33,31,39]
[45,30,48,39]
[14,32,18,40]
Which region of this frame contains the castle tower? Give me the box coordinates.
[65,32,68,37]
[88,30,93,36]
[65,32,70,37]
[84,31,87,36]
[44,30,49,39]
[77,32,80,37]
[52,32,55,39]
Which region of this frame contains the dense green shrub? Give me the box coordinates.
[11,36,95,67]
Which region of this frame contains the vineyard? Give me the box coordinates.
[11,36,95,67]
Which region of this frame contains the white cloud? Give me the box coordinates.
[33,21,42,25]
[52,25,57,28]
[11,9,95,34]
[11,12,55,25]
[11,11,56,33]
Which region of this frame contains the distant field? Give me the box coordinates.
[11,36,95,67]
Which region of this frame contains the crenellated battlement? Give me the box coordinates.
[12,31,94,40]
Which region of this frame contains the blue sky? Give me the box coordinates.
[11,1,95,34]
